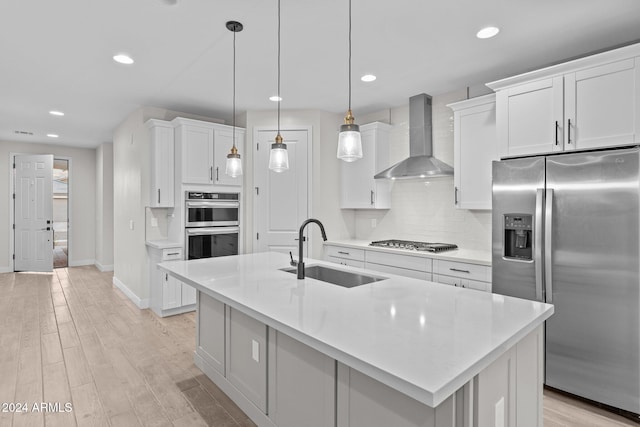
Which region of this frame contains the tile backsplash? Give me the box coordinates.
[353,89,492,252]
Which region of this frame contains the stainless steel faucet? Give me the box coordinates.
[297,218,327,279]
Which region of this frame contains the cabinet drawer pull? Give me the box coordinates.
[166,252,180,256]
[337,251,350,255]
[449,268,470,274]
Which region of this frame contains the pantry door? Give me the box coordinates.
[254,128,310,258]
[14,154,54,272]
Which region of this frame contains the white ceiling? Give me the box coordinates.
[2,0,640,149]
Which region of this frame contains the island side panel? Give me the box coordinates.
[196,291,225,375]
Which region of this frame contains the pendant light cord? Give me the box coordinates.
[277,0,281,135]
[232,28,237,149]
[348,0,352,111]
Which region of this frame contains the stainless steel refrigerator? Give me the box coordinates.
[492,146,640,415]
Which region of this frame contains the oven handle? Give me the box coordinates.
[186,201,240,208]
[186,227,240,236]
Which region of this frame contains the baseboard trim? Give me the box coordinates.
[68,259,95,267]
[112,276,150,309]
[95,262,114,272]
[0,266,11,273]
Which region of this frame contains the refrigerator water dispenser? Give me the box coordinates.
[503,214,533,260]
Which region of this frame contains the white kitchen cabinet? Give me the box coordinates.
[488,44,640,158]
[197,292,225,375]
[148,245,196,317]
[175,120,215,184]
[432,259,491,292]
[341,122,392,209]
[365,250,432,281]
[268,330,335,427]
[324,245,365,268]
[213,127,244,186]
[146,119,175,207]
[226,307,268,412]
[173,117,245,186]
[447,94,498,210]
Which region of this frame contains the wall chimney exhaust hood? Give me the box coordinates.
[374,93,453,180]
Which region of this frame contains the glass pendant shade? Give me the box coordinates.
[269,135,289,172]
[226,151,242,177]
[337,122,362,162]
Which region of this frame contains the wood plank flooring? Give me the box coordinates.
[0,266,637,426]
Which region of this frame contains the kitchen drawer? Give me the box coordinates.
[433,259,489,282]
[325,245,365,262]
[327,256,365,269]
[366,251,432,273]
[433,274,491,293]
[162,247,183,261]
[365,262,430,281]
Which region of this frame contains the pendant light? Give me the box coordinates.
[337,0,362,162]
[268,0,289,172]
[225,21,243,178]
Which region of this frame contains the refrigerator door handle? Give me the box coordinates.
[544,189,554,303]
[534,188,544,301]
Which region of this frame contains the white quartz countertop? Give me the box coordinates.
[146,240,182,250]
[159,252,552,407]
[325,240,492,265]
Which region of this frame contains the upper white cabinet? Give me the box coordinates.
[213,127,245,186]
[340,122,392,209]
[488,43,640,158]
[447,94,497,210]
[173,117,244,186]
[146,119,175,207]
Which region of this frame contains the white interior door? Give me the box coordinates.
[254,129,309,257]
[14,154,54,272]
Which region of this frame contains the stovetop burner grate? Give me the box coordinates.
[369,239,458,253]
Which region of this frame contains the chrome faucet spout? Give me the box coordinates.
[297,218,328,279]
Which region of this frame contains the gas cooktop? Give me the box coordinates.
[369,239,458,253]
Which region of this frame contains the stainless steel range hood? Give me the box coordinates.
[374,93,453,180]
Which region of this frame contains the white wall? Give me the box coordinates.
[0,141,97,271]
[112,107,225,307]
[243,109,354,258]
[351,90,492,252]
[96,143,114,271]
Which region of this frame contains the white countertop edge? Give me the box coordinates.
[324,240,492,266]
[146,240,182,250]
[161,262,551,407]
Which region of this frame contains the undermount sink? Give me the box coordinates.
[280,265,387,288]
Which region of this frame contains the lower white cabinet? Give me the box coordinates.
[226,307,268,412]
[268,330,335,427]
[324,245,365,268]
[433,259,492,292]
[148,245,196,317]
[365,250,432,281]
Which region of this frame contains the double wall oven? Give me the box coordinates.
[185,192,240,260]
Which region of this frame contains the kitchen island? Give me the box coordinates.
[160,252,553,427]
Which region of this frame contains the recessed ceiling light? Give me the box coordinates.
[113,54,134,65]
[476,26,500,39]
[361,74,376,82]
[49,110,65,116]
[269,95,282,102]
[47,134,59,138]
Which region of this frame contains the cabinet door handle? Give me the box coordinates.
[165,273,168,281]
[555,121,559,146]
[337,251,350,255]
[216,167,219,182]
[370,190,375,205]
[158,189,161,203]
[567,119,572,145]
[454,186,458,205]
[449,268,470,274]
[210,166,213,181]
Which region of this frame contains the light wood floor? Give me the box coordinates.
[0,266,637,426]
